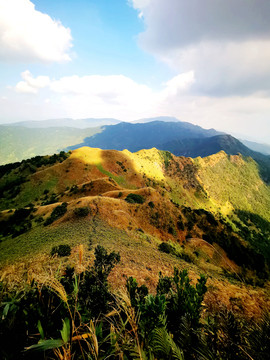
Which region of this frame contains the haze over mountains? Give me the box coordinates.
[5,118,122,129]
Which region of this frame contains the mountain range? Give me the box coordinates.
[1,117,270,173]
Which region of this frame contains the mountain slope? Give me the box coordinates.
[161,134,270,182]
[1,146,270,327]
[1,146,269,272]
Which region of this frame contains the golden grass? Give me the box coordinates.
[70,147,103,165]
[123,148,165,181]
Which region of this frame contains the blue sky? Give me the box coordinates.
[0,0,270,143]
[31,0,172,83]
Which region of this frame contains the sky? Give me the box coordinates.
[0,0,270,143]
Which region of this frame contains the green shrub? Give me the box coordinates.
[78,245,120,318]
[158,242,177,255]
[0,207,32,237]
[148,201,155,208]
[125,193,145,204]
[157,268,207,358]
[73,207,90,217]
[50,244,71,257]
[44,202,67,226]
[126,276,149,309]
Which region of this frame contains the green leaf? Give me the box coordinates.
[73,275,79,296]
[37,320,45,340]
[2,303,9,319]
[60,318,70,344]
[25,339,63,352]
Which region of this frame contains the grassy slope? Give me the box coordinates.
[1,147,270,316]
[195,152,270,221]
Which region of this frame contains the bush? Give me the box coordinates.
[0,207,32,237]
[78,245,120,318]
[148,201,155,208]
[73,207,90,217]
[158,242,177,255]
[51,244,71,257]
[157,268,207,358]
[44,202,67,226]
[125,193,145,204]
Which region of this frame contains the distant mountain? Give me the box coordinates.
[2,118,122,129]
[71,120,222,152]
[132,116,182,123]
[1,117,270,182]
[160,134,259,157]
[241,139,270,155]
[0,125,101,164]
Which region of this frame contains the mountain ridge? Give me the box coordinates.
[70,120,223,152]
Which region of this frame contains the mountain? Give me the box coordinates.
[132,116,183,123]
[160,134,252,158]
[0,125,102,164]
[3,117,122,129]
[161,134,270,183]
[1,118,270,183]
[241,139,270,155]
[71,120,222,152]
[68,122,270,183]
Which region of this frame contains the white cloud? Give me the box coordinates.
[8,70,270,143]
[131,0,270,96]
[13,71,157,119]
[161,71,195,97]
[161,40,270,96]
[15,70,50,93]
[0,0,72,62]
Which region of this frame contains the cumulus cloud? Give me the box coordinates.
[161,71,195,97]
[131,0,270,96]
[15,70,50,93]
[13,71,157,119]
[0,0,72,62]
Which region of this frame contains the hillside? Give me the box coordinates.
[1,146,270,358]
[0,120,222,165]
[1,146,270,281]
[161,134,270,182]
